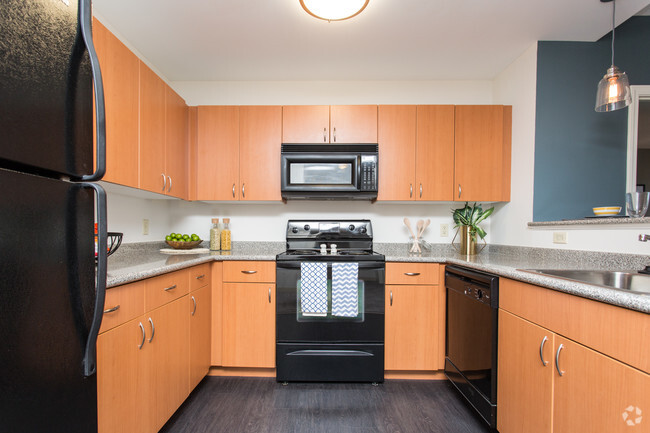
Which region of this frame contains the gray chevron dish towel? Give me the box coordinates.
[331,262,359,317]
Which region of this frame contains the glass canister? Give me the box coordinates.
[221,218,231,251]
[209,218,220,251]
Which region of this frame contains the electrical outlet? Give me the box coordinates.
[142,219,149,235]
[440,223,449,237]
[552,231,567,244]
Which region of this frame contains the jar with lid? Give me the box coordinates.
[221,218,231,251]
[209,218,220,251]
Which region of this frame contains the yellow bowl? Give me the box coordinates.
[592,206,621,216]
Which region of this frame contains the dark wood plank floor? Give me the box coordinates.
[160,377,492,433]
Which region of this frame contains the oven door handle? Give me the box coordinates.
[286,350,374,357]
[276,261,385,270]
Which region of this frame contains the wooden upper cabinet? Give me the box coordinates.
[454,105,511,202]
[164,85,188,199]
[196,106,240,200]
[282,105,329,143]
[93,19,139,189]
[416,105,455,201]
[239,106,282,201]
[139,62,167,194]
[330,105,377,143]
[282,105,377,143]
[377,105,416,201]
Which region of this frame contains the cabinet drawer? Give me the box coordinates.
[222,261,275,283]
[100,280,145,333]
[386,262,439,285]
[144,269,189,311]
[189,263,211,291]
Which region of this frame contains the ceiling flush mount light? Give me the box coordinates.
[299,0,369,22]
[595,0,631,112]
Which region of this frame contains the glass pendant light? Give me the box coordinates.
[299,0,369,22]
[595,0,631,112]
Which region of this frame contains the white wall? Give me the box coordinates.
[491,42,650,254]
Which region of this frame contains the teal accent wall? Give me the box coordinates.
[533,17,650,221]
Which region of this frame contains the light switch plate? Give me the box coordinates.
[142,219,149,235]
[552,231,567,244]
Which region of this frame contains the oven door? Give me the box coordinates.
[281,153,360,193]
[276,260,384,343]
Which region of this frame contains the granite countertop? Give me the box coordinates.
[107,241,650,314]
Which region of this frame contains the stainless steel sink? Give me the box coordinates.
[522,269,650,294]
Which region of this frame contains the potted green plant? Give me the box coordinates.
[452,202,494,255]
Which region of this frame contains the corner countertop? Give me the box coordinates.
[107,241,650,314]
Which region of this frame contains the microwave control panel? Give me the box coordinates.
[360,155,378,191]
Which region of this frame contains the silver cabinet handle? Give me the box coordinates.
[162,174,166,192]
[404,272,421,276]
[410,184,413,198]
[232,183,236,198]
[164,284,177,292]
[458,183,462,199]
[419,183,423,198]
[167,175,172,193]
[333,127,337,142]
[323,127,327,142]
[555,344,565,376]
[268,287,272,304]
[241,270,257,274]
[539,336,549,366]
[148,318,155,343]
[242,183,245,199]
[103,305,120,314]
[390,291,393,306]
[196,274,205,280]
[138,322,146,350]
[191,296,197,316]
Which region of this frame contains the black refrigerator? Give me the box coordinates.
[0,0,107,431]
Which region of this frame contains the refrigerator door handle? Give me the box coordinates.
[81,182,107,377]
[79,0,106,181]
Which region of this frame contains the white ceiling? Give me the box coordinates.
[93,0,650,82]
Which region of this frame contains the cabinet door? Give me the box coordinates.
[385,285,439,370]
[190,285,212,391]
[196,106,240,200]
[164,85,188,199]
[377,105,416,201]
[497,310,554,433]
[454,105,511,202]
[553,337,650,433]
[139,62,167,194]
[97,317,150,433]
[330,105,377,143]
[147,297,190,432]
[93,19,139,189]
[416,105,455,201]
[282,105,329,143]
[222,283,275,368]
[239,106,282,201]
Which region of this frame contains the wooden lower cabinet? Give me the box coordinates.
[189,284,212,390]
[147,297,189,432]
[497,310,554,433]
[97,316,150,433]
[222,282,275,368]
[385,284,439,370]
[498,301,650,433]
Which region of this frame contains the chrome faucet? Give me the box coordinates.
[640,234,650,242]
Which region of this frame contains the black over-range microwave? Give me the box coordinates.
[280,143,378,200]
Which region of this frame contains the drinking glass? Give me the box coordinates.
[626,192,650,217]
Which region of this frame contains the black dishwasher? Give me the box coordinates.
[444,265,499,429]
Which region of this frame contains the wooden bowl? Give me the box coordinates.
[165,240,203,249]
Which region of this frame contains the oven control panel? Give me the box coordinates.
[286,220,373,239]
